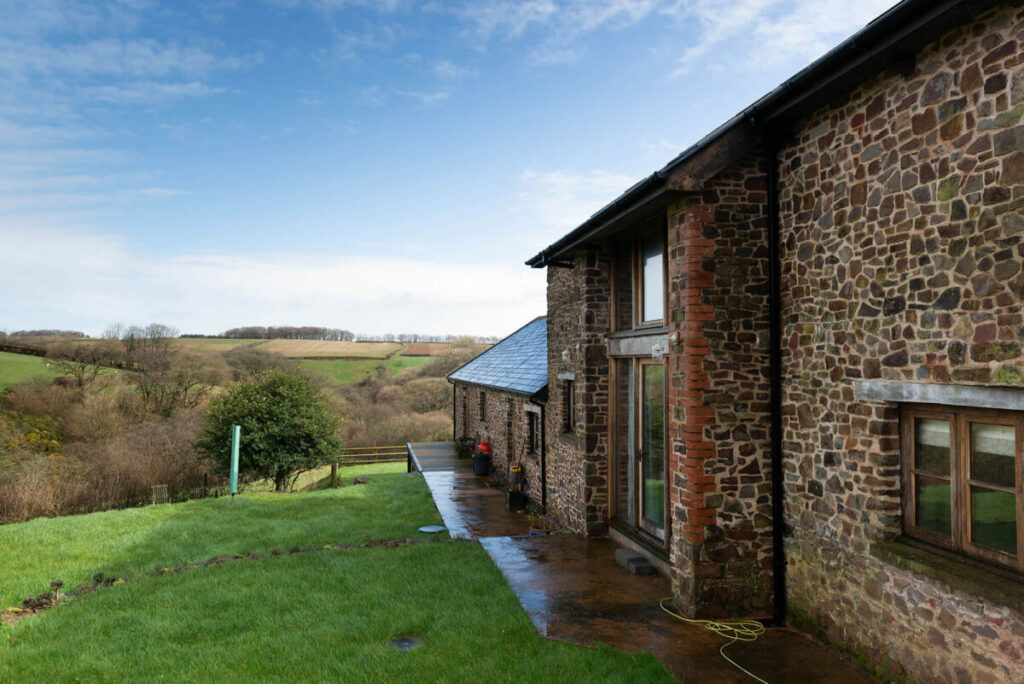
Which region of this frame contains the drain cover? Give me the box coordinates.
[418,525,447,534]
[388,637,423,651]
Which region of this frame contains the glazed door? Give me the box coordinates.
[637,361,666,539]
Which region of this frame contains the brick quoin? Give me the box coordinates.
[678,204,717,545]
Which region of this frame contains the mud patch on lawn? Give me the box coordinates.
[4,536,442,626]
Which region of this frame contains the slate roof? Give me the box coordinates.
[448,317,547,395]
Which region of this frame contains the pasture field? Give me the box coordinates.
[403,342,452,356]
[173,338,266,352]
[299,354,431,385]
[0,351,62,389]
[252,339,402,358]
[0,466,670,682]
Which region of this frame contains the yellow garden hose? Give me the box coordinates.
[659,598,769,684]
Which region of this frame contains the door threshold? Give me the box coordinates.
[609,520,670,577]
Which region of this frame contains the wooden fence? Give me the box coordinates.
[335,445,408,465]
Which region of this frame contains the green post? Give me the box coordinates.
[230,425,240,500]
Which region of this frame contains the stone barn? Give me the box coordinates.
[448,317,549,509]
[523,0,1024,680]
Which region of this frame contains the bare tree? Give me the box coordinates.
[46,340,122,389]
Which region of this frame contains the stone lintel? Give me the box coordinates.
[853,380,1024,411]
[607,332,669,358]
[555,372,576,381]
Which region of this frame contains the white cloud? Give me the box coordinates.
[0,225,546,337]
[665,0,899,76]
[80,80,227,104]
[0,38,252,78]
[446,0,660,64]
[517,168,638,243]
[397,89,450,105]
[433,59,477,80]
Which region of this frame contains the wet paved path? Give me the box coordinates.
[408,442,875,683]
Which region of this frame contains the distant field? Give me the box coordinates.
[259,340,401,358]
[0,351,62,389]
[299,355,431,385]
[403,342,451,356]
[174,338,266,351]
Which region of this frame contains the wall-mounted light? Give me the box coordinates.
[562,348,570,363]
[652,343,664,362]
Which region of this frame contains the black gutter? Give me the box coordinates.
[766,151,786,627]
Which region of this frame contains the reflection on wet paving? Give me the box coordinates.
[481,536,875,683]
[410,442,874,683]
[421,470,532,539]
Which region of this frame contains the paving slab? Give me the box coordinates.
[413,441,876,683]
[421,469,533,539]
[480,535,875,683]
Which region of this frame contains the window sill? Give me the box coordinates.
[609,518,670,560]
[870,538,1024,613]
[607,326,669,340]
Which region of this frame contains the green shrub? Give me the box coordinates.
[195,370,341,490]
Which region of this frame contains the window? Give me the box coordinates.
[902,404,1023,572]
[479,391,487,422]
[639,232,664,324]
[611,224,666,332]
[461,393,468,438]
[527,412,540,455]
[562,380,574,433]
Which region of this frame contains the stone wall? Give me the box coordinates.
[666,160,774,618]
[545,251,612,535]
[778,3,1024,680]
[452,382,545,505]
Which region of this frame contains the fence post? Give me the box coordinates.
[330,462,338,489]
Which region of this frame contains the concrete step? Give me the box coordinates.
[614,548,654,575]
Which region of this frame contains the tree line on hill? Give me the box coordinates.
[182,326,500,344]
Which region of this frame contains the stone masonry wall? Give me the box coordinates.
[545,250,612,535]
[666,160,774,618]
[778,3,1024,680]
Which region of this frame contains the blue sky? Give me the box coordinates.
[1,0,898,337]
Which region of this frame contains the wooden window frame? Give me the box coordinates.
[527,412,540,456]
[633,228,667,329]
[902,403,1024,572]
[609,220,668,333]
[479,391,487,423]
[562,380,574,434]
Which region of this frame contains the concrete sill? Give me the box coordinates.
[606,326,669,339]
[870,538,1024,613]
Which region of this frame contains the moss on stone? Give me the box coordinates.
[937,178,959,201]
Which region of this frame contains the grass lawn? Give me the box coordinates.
[0,465,671,682]
[0,351,62,389]
[299,355,431,386]
[0,466,438,609]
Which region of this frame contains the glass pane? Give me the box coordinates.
[915,475,951,537]
[970,486,1018,555]
[613,360,635,525]
[914,418,950,475]
[642,235,664,322]
[642,365,665,529]
[970,423,1016,488]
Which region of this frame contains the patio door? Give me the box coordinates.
[613,358,667,542]
[638,361,666,539]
